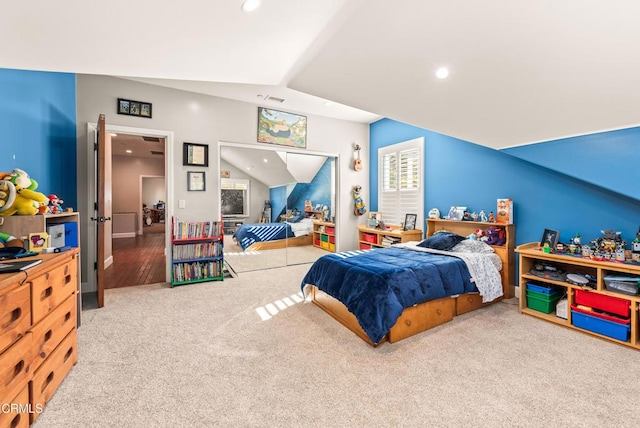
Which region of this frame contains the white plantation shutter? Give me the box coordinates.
[378,138,424,227]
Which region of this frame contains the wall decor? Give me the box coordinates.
[187,171,206,191]
[257,107,307,148]
[540,228,559,250]
[183,142,209,167]
[220,170,230,178]
[118,97,152,118]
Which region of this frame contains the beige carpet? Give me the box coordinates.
[33,263,639,428]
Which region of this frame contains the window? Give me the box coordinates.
[378,138,424,227]
[221,178,250,217]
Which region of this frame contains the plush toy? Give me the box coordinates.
[428,208,440,219]
[0,168,49,216]
[485,226,506,246]
[0,232,23,248]
[352,185,367,216]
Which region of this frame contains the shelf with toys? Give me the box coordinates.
[516,228,640,350]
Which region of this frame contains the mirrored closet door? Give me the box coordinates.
[220,143,336,273]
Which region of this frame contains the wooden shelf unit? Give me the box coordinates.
[357,225,423,250]
[427,219,516,297]
[313,220,335,252]
[171,218,224,287]
[516,242,640,350]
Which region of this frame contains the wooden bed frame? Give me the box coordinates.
[244,233,313,251]
[307,219,515,346]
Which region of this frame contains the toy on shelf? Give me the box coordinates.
[591,229,625,255]
[485,226,506,246]
[47,194,64,214]
[0,168,49,216]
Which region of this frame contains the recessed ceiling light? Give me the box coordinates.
[241,0,261,12]
[263,158,268,163]
[436,67,449,79]
[110,133,117,137]
[126,149,132,154]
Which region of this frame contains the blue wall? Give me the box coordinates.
[269,158,333,221]
[370,118,640,250]
[503,127,640,201]
[0,68,77,210]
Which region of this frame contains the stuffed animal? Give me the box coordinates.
[428,208,440,219]
[352,185,367,216]
[485,226,506,246]
[0,168,49,216]
[0,232,23,248]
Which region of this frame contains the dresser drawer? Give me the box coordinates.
[0,283,30,354]
[30,329,77,423]
[0,333,32,407]
[30,293,76,371]
[30,259,75,325]
[0,385,30,428]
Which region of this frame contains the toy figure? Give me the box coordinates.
[488,211,496,223]
[0,168,49,216]
[479,210,488,223]
[352,185,367,216]
[48,194,64,214]
[428,208,440,219]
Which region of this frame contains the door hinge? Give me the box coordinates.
[94,261,97,270]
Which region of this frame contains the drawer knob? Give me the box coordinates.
[405,319,412,327]
[436,309,443,316]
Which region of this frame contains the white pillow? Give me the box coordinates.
[451,239,495,254]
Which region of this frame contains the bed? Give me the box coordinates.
[233,218,314,251]
[301,219,515,345]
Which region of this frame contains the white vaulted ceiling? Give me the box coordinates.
[3,0,640,148]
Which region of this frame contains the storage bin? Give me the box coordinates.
[603,275,640,296]
[329,243,335,251]
[321,234,329,242]
[325,226,335,234]
[321,241,329,249]
[314,239,320,246]
[526,282,561,295]
[526,289,563,314]
[574,289,630,318]
[362,233,377,243]
[571,306,630,342]
[359,243,372,250]
[329,236,335,244]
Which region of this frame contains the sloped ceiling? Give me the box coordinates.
[3,1,640,148]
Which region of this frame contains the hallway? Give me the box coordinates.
[104,223,166,288]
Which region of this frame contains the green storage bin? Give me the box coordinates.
[321,234,329,242]
[526,289,562,314]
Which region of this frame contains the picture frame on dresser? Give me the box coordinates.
[403,213,417,231]
[540,228,559,249]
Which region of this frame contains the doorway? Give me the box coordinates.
[84,122,175,305]
[105,134,167,289]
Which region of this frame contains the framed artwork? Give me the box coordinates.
[257,107,307,148]
[404,213,417,231]
[368,211,382,228]
[187,171,206,191]
[183,142,209,167]
[540,229,560,249]
[117,98,152,118]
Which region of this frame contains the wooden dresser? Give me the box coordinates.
[0,251,79,427]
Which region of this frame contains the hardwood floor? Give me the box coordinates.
[104,224,166,289]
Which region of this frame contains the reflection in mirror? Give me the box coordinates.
[220,144,335,273]
[283,152,336,266]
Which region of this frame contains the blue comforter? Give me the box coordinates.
[301,246,478,344]
[233,223,294,251]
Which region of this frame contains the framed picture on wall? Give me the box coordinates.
[257,107,307,148]
[183,142,209,167]
[187,171,206,191]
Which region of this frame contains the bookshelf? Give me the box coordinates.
[171,217,224,287]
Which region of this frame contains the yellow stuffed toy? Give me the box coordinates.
[0,168,49,216]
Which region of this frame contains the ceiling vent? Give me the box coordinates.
[265,95,285,103]
[150,150,164,156]
[143,136,161,142]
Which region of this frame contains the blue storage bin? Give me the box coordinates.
[571,309,630,342]
[64,222,78,247]
[526,282,561,295]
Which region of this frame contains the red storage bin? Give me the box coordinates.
[574,289,630,318]
[326,226,335,234]
[329,236,335,244]
[314,239,320,246]
[359,243,372,250]
[362,233,377,243]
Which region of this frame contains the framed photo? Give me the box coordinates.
[140,103,152,118]
[368,211,382,228]
[118,98,130,114]
[257,107,307,148]
[117,98,152,118]
[187,171,206,191]
[447,206,467,221]
[183,142,209,167]
[404,213,417,231]
[540,229,560,249]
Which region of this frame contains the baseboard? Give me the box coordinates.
[514,285,520,299]
[113,232,136,238]
[104,255,113,269]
